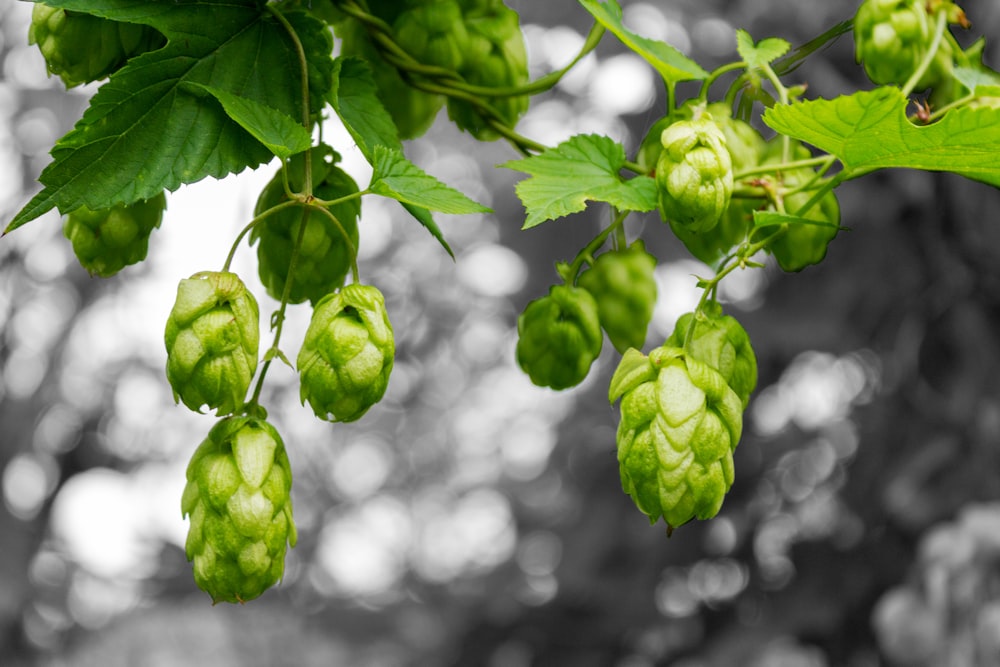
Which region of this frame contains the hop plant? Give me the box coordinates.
[28,4,165,88]
[164,272,260,416]
[665,302,758,408]
[446,0,530,140]
[609,346,744,531]
[63,192,166,277]
[577,241,658,354]
[394,0,470,72]
[516,284,603,390]
[656,113,734,233]
[181,415,297,604]
[297,284,395,423]
[250,147,361,306]
[853,0,958,90]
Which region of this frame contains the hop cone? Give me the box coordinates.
[446,0,530,140]
[164,272,259,416]
[516,284,603,390]
[297,284,394,422]
[251,147,360,306]
[758,141,840,272]
[609,346,744,530]
[181,416,297,604]
[853,0,958,90]
[333,11,443,139]
[665,302,757,409]
[394,0,470,72]
[656,114,734,233]
[577,241,658,354]
[28,4,165,88]
[63,192,166,277]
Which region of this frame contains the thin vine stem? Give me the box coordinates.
[562,209,628,284]
[901,9,948,98]
[222,200,300,272]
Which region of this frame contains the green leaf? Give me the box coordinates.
[328,57,402,162]
[369,146,491,215]
[736,29,790,69]
[187,83,312,160]
[608,348,656,404]
[501,134,658,229]
[400,203,454,259]
[6,1,333,234]
[953,65,1000,95]
[764,87,1000,187]
[753,211,840,229]
[577,0,707,83]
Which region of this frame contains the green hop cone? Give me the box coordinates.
[63,191,166,277]
[181,415,297,604]
[665,302,757,409]
[853,0,957,90]
[756,141,840,272]
[334,16,444,139]
[250,147,360,306]
[577,241,658,354]
[164,272,260,416]
[297,284,394,423]
[656,113,734,233]
[394,0,470,72]
[609,346,744,531]
[28,4,165,88]
[516,284,603,390]
[446,0,530,140]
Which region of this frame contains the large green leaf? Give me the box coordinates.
[7,0,333,234]
[502,134,658,229]
[369,146,491,216]
[577,0,707,83]
[327,56,402,161]
[764,87,1000,186]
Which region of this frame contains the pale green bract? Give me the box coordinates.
[577,241,658,354]
[63,192,166,277]
[181,415,297,604]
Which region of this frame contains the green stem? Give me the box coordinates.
[310,204,361,284]
[222,200,301,272]
[698,61,746,102]
[734,155,832,180]
[564,210,627,283]
[901,9,948,98]
[759,61,791,161]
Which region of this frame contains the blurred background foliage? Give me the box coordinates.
[2,1,1000,665]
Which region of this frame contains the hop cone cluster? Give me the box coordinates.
[63,192,166,277]
[656,113,734,233]
[164,272,259,416]
[516,284,603,390]
[610,346,744,530]
[577,241,658,354]
[447,0,530,140]
[665,302,757,408]
[28,4,164,88]
[251,147,360,306]
[182,416,297,604]
[853,0,959,90]
[297,284,394,422]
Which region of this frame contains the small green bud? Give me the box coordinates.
[164,272,259,416]
[297,284,395,423]
[656,114,734,233]
[577,241,658,354]
[251,146,360,306]
[609,346,744,531]
[182,416,296,604]
[63,192,166,277]
[28,4,165,88]
[516,284,603,390]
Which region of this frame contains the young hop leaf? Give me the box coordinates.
[609,346,744,531]
[516,284,603,390]
[8,2,335,234]
[764,87,1000,188]
[63,191,166,277]
[736,29,791,69]
[503,134,658,229]
[164,272,260,417]
[182,415,296,604]
[297,284,395,423]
